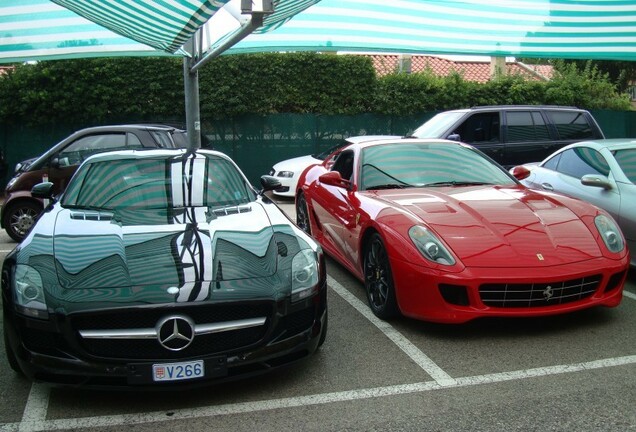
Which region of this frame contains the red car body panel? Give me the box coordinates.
[297,140,629,323]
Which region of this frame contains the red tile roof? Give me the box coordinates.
[0,66,14,76]
[364,54,553,82]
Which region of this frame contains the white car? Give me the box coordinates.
[513,138,636,267]
[268,135,400,197]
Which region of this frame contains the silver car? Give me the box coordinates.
[516,139,636,267]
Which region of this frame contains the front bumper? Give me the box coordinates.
[391,256,629,324]
[4,288,327,389]
[269,175,297,198]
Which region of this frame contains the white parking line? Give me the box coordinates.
[3,355,636,432]
[18,384,49,432]
[624,290,636,301]
[328,276,456,386]
[3,276,635,432]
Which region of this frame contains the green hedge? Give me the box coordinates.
[0,53,631,128]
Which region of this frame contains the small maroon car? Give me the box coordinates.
[2,124,187,242]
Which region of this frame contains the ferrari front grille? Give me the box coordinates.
[479,274,602,308]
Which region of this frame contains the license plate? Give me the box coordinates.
[152,360,204,382]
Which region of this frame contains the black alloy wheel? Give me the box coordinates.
[3,201,42,242]
[296,193,311,235]
[364,233,399,319]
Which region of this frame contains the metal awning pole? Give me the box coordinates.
[190,15,263,73]
[184,37,201,151]
[183,1,273,150]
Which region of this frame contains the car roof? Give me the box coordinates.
[341,137,465,152]
[75,124,186,133]
[345,135,402,144]
[445,105,585,114]
[566,138,636,150]
[81,148,227,163]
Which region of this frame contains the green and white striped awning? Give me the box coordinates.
[209,0,636,61]
[1,0,636,64]
[51,0,229,53]
[0,0,231,62]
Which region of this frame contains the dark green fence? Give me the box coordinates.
[1,110,634,189]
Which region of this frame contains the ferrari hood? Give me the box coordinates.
[51,203,283,291]
[375,186,603,267]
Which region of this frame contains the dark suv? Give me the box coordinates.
[2,124,187,242]
[410,105,604,168]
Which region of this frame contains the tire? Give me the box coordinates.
[4,326,23,375]
[3,201,42,242]
[364,233,399,319]
[295,192,311,235]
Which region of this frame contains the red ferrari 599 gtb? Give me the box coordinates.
[295,138,629,323]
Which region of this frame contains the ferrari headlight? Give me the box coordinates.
[409,226,456,266]
[277,171,294,178]
[291,249,319,301]
[13,265,49,319]
[594,215,624,253]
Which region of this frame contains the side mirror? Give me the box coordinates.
[510,165,531,181]
[447,133,461,142]
[260,175,282,193]
[31,182,55,200]
[51,156,72,168]
[319,171,351,189]
[581,174,612,190]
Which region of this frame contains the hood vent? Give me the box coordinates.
[70,211,114,221]
[212,204,252,217]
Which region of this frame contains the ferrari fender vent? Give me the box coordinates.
[479,274,602,308]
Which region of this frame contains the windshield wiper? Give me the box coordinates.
[366,183,410,190]
[423,181,493,187]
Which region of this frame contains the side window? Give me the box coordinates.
[454,112,500,143]
[126,132,144,149]
[613,149,636,183]
[542,153,562,170]
[150,131,175,148]
[506,111,551,142]
[59,133,127,167]
[554,148,610,178]
[547,111,595,140]
[330,150,355,181]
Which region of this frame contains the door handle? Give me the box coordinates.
[541,183,554,191]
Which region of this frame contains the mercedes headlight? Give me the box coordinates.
[409,226,456,266]
[291,249,319,301]
[13,265,49,319]
[594,215,624,253]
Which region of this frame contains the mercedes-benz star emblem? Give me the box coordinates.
[156,315,195,351]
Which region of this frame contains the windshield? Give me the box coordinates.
[62,154,253,210]
[411,111,465,138]
[613,148,636,184]
[360,142,515,191]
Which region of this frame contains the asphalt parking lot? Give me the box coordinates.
[0,199,635,432]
